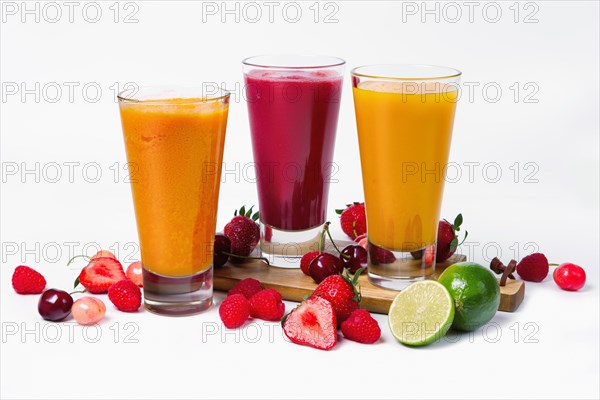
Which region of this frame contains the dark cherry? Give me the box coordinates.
[308,253,344,283]
[213,233,232,268]
[341,245,368,274]
[38,289,73,321]
[369,242,397,264]
[410,249,423,260]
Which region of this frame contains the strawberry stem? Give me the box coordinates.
[67,254,90,266]
[457,230,468,247]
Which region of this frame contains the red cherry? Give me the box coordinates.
[553,263,586,291]
[340,245,367,274]
[308,253,343,283]
[38,289,73,321]
[213,233,232,268]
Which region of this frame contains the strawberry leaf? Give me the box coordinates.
[246,205,254,218]
[240,205,246,216]
[73,275,80,289]
[453,213,463,230]
[280,312,290,327]
[335,209,343,215]
[252,211,259,221]
[449,237,459,252]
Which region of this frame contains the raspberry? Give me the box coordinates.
[12,265,46,294]
[300,251,320,276]
[249,289,285,321]
[341,309,381,344]
[516,253,549,282]
[219,294,250,328]
[108,279,142,312]
[228,278,263,299]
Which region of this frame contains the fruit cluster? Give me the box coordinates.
[219,278,285,328]
[11,250,144,325]
[300,222,367,283]
[389,262,500,347]
[283,271,381,350]
[491,252,586,291]
[219,273,381,350]
[213,206,269,268]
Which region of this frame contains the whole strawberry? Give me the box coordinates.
[219,294,250,329]
[312,271,362,324]
[341,309,381,344]
[108,279,142,312]
[228,278,263,299]
[436,213,468,262]
[282,296,337,350]
[224,206,260,258]
[12,265,46,294]
[336,202,366,240]
[249,289,285,321]
[517,253,549,282]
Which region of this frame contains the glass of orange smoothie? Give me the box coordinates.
[118,86,230,315]
[351,65,461,290]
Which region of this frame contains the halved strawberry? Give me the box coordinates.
[78,257,127,294]
[282,296,337,351]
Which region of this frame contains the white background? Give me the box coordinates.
[1,1,599,399]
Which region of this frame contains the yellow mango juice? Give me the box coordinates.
[353,81,458,253]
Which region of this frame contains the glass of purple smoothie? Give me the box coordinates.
[243,55,345,268]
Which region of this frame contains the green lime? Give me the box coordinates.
[438,262,500,331]
[388,281,455,346]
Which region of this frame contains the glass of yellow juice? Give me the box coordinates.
[351,65,461,290]
[118,86,230,315]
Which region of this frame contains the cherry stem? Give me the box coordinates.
[318,222,330,252]
[549,263,560,267]
[69,289,86,295]
[324,224,348,259]
[67,254,90,266]
[222,251,270,266]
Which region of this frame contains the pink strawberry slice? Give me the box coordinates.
[282,296,337,350]
[78,257,127,294]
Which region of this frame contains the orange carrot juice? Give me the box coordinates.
[119,97,229,278]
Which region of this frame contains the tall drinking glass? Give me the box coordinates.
[118,86,230,315]
[351,65,461,289]
[243,55,345,267]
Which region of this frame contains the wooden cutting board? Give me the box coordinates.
[214,253,525,313]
